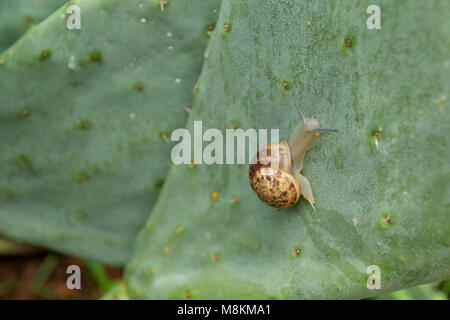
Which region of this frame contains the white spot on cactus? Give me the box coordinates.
[139,3,144,8]
[140,18,147,23]
[166,32,172,37]
[352,218,358,226]
[168,45,173,50]
[175,78,181,84]
[130,112,136,119]
[68,55,77,70]
[60,13,65,19]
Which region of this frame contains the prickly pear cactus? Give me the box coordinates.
[102,281,130,300]
[0,0,66,53]
[0,0,221,265]
[125,0,450,298]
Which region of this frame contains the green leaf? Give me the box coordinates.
[125,0,450,298]
[84,260,115,295]
[0,0,221,266]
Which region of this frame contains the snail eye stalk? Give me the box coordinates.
[311,128,338,133]
[291,93,306,125]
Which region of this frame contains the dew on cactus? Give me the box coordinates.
[68,55,77,70]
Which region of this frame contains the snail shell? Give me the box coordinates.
[249,142,301,209]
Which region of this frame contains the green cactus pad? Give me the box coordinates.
[0,0,221,265]
[125,0,450,298]
[102,281,130,300]
[0,0,66,54]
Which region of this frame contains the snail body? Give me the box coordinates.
[249,94,337,210]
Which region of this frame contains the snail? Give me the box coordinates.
[249,94,337,210]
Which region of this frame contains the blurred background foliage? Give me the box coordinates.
[0,238,121,299]
[0,238,448,300]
